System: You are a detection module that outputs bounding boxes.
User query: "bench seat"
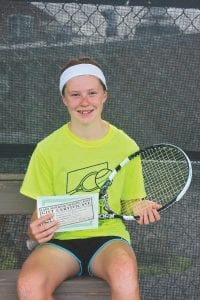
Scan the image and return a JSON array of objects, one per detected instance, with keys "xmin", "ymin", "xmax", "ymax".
[{"xmin": 0, "ymin": 270, "xmax": 110, "ymax": 300}]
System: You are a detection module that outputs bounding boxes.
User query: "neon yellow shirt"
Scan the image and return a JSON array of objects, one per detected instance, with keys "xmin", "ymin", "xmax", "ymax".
[{"xmin": 20, "ymin": 123, "xmax": 146, "ymax": 242}]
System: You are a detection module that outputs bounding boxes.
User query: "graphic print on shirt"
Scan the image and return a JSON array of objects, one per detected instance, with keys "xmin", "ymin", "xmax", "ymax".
[{"xmin": 66, "ymin": 162, "xmax": 112, "ymax": 195}]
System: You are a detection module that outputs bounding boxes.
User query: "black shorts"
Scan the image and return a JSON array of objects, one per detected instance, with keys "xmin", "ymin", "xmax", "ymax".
[{"xmin": 40, "ymin": 236, "xmax": 128, "ymax": 276}]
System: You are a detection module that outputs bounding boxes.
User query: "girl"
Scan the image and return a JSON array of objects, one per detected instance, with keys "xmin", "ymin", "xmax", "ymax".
[{"xmin": 17, "ymin": 57, "xmax": 161, "ymax": 300}]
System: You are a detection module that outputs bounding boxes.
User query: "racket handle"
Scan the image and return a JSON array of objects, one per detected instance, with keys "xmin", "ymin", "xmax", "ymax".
[
  {"xmin": 99, "ymin": 214, "xmax": 139, "ymax": 221},
  {"xmin": 26, "ymin": 239, "xmax": 38, "ymax": 251},
  {"xmin": 122, "ymin": 215, "xmax": 139, "ymax": 221}
]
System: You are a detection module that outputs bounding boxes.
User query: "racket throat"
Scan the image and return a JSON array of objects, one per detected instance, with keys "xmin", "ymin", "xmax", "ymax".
[
  {"xmin": 99, "ymin": 213, "xmax": 117, "ymax": 219},
  {"xmin": 100, "ymin": 194, "xmax": 113, "ymax": 214}
]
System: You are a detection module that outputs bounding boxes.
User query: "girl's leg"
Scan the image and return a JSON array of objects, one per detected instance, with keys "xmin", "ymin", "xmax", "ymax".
[
  {"xmin": 90, "ymin": 241, "xmax": 140, "ymax": 300},
  {"xmin": 17, "ymin": 244, "xmax": 80, "ymax": 300}
]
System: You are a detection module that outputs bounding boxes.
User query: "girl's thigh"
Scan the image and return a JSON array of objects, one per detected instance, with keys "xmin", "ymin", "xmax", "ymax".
[{"xmin": 18, "ymin": 244, "xmax": 80, "ymax": 291}]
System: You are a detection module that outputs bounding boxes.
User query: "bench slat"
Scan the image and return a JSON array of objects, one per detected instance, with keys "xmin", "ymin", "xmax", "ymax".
[
  {"xmin": 0, "ymin": 270, "xmax": 110, "ymax": 300},
  {"xmin": 0, "ymin": 179, "xmax": 35, "ymax": 214}
]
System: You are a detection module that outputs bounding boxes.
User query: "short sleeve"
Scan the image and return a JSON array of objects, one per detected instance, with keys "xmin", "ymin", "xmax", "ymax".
[{"xmin": 20, "ymin": 145, "xmax": 53, "ymax": 199}]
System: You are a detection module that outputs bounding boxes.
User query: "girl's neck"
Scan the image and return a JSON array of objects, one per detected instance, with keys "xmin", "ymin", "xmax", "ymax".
[{"xmin": 68, "ymin": 120, "xmax": 109, "ymax": 141}]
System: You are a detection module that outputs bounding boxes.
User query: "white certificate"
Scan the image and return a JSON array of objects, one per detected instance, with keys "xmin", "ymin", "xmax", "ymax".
[{"xmin": 37, "ymin": 193, "xmax": 99, "ymax": 232}]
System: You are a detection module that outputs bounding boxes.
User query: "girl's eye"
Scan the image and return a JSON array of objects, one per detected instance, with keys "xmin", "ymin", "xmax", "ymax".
[
  {"xmin": 71, "ymin": 93, "xmax": 79, "ymax": 97},
  {"xmin": 89, "ymin": 91, "xmax": 97, "ymax": 95}
]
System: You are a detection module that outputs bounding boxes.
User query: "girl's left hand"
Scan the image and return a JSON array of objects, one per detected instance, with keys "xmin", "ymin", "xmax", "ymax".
[{"xmin": 133, "ymin": 200, "xmax": 161, "ymax": 225}]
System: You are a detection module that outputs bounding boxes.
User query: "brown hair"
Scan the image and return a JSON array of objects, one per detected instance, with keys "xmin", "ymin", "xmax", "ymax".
[{"xmin": 60, "ymin": 57, "xmax": 106, "ymax": 96}]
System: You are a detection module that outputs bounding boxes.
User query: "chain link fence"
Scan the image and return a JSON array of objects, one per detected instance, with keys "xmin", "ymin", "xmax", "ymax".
[
  {"xmin": 1, "ymin": 2, "xmax": 200, "ymax": 44},
  {"xmin": 0, "ymin": 2, "xmax": 200, "ymax": 155}
]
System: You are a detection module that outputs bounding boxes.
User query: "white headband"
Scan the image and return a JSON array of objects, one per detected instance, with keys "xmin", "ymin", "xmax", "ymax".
[{"xmin": 59, "ymin": 63, "xmax": 107, "ymax": 95}]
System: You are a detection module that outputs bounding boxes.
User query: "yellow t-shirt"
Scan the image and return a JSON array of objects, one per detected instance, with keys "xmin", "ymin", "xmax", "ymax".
[{"xmin": 20, "ymin": 123, "xmax": 146, "ymax": 242}]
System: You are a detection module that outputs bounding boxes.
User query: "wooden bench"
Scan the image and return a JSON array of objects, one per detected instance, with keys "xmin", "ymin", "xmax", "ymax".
[{"xmin": 0, "ymin": 174, "xmax": 111, "ymax": 299}]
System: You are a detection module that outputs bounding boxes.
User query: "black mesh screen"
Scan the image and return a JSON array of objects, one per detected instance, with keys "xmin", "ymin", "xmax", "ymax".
[{"xmin": 0, "ymin": 1, "xmax": 199, "ymax": 299}]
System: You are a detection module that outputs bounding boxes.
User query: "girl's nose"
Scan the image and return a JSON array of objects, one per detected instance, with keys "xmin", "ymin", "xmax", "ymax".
[{"xmin": 80, "ymin": 94, "xmax": 89, "ymax": 105}]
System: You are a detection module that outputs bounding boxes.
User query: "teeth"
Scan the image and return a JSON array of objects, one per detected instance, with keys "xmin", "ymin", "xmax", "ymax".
[{"xmin": 79, "ymin": 110, "xmax": 91, "ymax": 114}]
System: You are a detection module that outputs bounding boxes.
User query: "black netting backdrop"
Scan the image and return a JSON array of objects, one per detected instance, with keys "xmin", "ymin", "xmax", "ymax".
[{"xmin": 0, "ymin": 1, "xmax": 199, "ymax": 299}]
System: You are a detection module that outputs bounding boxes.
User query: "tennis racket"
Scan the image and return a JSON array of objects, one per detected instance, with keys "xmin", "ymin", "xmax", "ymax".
[{"xmin": 99, "ymin": 143, "xmax": 192, "ymax": 221}]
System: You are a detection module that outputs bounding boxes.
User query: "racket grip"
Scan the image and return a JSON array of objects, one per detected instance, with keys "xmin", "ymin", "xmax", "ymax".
[
  {"xmin": 26, "ymin": 239, "xmax": 38, "ymax": 251},
  {"xmin": 123, "ymin": 215, "xmax": 139, "ymax": 221}
]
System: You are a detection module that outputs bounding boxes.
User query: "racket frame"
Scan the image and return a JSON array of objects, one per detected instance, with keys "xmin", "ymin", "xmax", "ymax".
[{"xmin": 99, "ymin": 143, "xmax": 192, "ymax": 221}]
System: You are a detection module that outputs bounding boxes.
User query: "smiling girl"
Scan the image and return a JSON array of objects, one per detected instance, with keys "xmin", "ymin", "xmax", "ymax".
[{"xmin": 17, "ymin": 57, "xmax": 160, "ymax": 300}]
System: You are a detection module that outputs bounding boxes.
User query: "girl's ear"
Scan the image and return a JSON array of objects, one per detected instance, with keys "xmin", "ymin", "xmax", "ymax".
[
  {"xmin": 62, "ymin": 96, "xmax": 68, "ymax": 107},
  {"xmin": 103, "ymin": 91, "xmax": 108, "ymax": 103}
]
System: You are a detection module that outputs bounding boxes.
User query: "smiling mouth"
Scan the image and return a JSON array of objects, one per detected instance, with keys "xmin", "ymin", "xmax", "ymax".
[{"xmin": 77, "ymin": 109, "xmax": 94, "ymax": 115}]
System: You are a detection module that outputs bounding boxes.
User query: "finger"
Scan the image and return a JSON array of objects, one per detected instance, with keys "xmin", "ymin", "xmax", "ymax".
[
  {"xmin": 30, "ymin": 216, "xmax": 59, "ymax": 241},
  {"xmin": 38, "ymin": 219, "xmax": 59, "ymax": 235},
  {"xmin": 137, "ymin": 208, "xmax": 160, "ymax": 225},
  {"xmin": 145, "ymin": 208, "xmax": 161, "ymax": 224},
  {"xmin": 39, "ymin": 217, "xmax": 58, "ymax": 230},
  {"xmin": 143, "ymin": 209, "xmax": 152, "ymax": 225},
  {"xmin": 29, "ymin": 214, "xmax": 54, "ymax": 232},
  {"xmin": 36, "ymin": 213, "xmax": 55, "ymax": 225},
  {"xmin": 37, "ymin": 232, "xmax": 56, "ymax": 243},
  {"xmin": 30, "ymin": 220, "xmax": 55, "ymax": 236},
  {"xmin": 152, "ymin": 203, "xmax": 162, "ymax": 210},
  {"xmin": 136, "ymin": 208, "xmax": 144, "ymax": 224},
  {"xmin": 137, "ymin": 210, "xmax": 148, "ymax": 225},
  {"xmin": 35, "ymin": 222, "xmax": 59, "ymax": 242},
  {"xmin": 148, "ymin": 208, "xmax": 160, "ymax": 223},
  {"xmin": 151, "ymin": 208, "xmax": 161, "ymax": 221}
]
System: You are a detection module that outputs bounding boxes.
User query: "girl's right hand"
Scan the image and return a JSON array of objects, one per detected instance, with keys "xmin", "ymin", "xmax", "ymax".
[{"xmin": 28, "ymin": 213, "xmax": 59, "ymax": 243}]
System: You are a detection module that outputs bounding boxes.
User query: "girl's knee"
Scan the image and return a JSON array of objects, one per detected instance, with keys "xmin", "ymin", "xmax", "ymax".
[
  {"xmin": 17, "ymin": 273, "xmax": 34, "ymax": 298},
  {"xmin": 108, "ymin": 261, "xmax": 140, "ymax": 299},
  {"xmin": 107, "ymin": 256, "xmax": 138, "ymax": 285},
  {"xmin": 17, "ymin": 270, "xmax": 50, "ymax": 299}
]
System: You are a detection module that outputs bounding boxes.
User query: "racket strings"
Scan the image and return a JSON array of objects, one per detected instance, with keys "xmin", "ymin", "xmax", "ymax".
[
  {"xmin": 142, "ymin": 148, "xmax": 188, "ymax": 204},
  {"xmin": 121, "ymin": 146, "xmax": 189, "ymax": 216}
]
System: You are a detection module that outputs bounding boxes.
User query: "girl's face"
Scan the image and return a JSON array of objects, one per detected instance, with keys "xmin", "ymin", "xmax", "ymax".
[{"xmin": 62, "ymin": 75, "xmax": 107, "ymax": 126}]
